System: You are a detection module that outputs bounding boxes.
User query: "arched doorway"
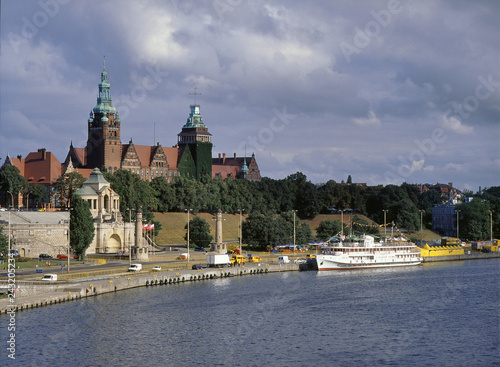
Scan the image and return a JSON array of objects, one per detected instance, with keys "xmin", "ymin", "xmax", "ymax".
[{"xmin": 107, "ymin": 234, "xmax": 122, "ymax": 253}]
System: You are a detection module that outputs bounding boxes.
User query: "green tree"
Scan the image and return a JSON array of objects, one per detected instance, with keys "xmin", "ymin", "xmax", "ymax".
[
  {"xmin": 242, "ymin": 213, "xmax": 273, "ymax": 250},
  {"xmin": 29, "ymin": 184, "xmax": 48, "ymax": 208},
  {"xmin": 347, "ymin": 175, "xmax": 352, "ymax": 184},
  {"xmin": 0, "ymin": 165, "xmax": 27, "ymax": 208},
  {"xmin": 0, "ymin": 225, "xmax": 8, "ymax": 258},
  {"xmin": 150, "ymin": 177, "xmax": 175, "ymax": 212},
  {"xmin": 70, "ymin": 195, "xmax": 95, "ymax": 260},
  {"xmin": 185, "ymin": 216, "xmax": 212, "ymax": 247},
  {"xmin": 296, "ymin": 222, "xmax": 314, "ymax": 245},
  {"xmin": 316, "ymin": 219, "xmax": 343, "ymax": 241},
  {"xmin": 55, "ymin": 172, "xmax": 85, "ymax": 208},
  {"xmin": 456, "ymin": 199, "xmax": 491, "ymax": 240},
  {"xmin": 106, "ymin": 169, "xmax": 153, "ymax": 219}
]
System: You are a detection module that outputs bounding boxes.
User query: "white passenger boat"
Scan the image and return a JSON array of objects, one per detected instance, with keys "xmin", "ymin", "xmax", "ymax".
[{"xmin": 315, "ymin": 235, "xmax": 422, "ymax": 271}]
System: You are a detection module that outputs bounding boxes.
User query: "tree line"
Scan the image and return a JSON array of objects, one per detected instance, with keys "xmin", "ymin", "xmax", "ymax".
[{"xmin": 1, "ymin": 164, "xmax": 499, "ymax": 247}]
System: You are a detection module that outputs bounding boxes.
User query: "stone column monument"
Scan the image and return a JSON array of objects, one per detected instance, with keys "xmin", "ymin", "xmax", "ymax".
[
  {"xmin": 132, "ymin": 207, "xmax": 149, "ymax": 261},
  {"xmin": 210, "ymin": 209, "xmax": 227, "ymax": 254}
]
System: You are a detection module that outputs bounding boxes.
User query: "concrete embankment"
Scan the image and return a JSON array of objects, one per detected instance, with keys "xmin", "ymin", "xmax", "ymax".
[
  {"xmin": 0, "ymin": 263, "xmax": 298, "ymax": 314},
  {"xmin": 422, "ymin": 252, "xmax": 500, "ymax": 262}
]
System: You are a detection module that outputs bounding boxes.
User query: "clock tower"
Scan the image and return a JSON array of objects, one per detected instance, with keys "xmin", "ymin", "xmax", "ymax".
[{"xmin": 86, "ymin": 61, "xmax": 122, "ymax": 173}]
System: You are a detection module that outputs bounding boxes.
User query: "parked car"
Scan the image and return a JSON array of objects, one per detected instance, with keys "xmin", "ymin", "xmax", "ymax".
[
  {"xmin": 56, "ymin": 254, "xmax": 78, "ymax": 259},
  {"xmin": 9, "ymin": 249, "xmax": 20, "ymax": 257},
  {"xmin": 39, "ymin": 254, "xmax": 52, "ymax": 260},
  {"xmin": 194, "ymin": 247, "xmax": 207, "ymax": 252},
  {"xmin": 151, "ymin": 266, "xmax": 161, "ymax": 272},
  {"xmin": 192, "ymin": 264, "xmax": 203, "ymax": 270}
]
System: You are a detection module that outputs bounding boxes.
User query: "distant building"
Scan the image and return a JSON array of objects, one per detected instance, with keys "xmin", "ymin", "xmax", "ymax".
[
  {"xmin": 432, "ymin": 204, "xmax": 457, "ymax": 237},
  {"xmin": 64, "ymin": 64, "xmax": 259, "ymax": 182},
  {"xmin": 0, "ymin": 211, "xmax": 69, "ymax": 258},
  {"xmin": 1, "ymin": 64, "xmax": 261, "ymax": 208},
  {"xmin": 417, "ymin": 182, "xmax": 461, "ymax": 202},
  {"xmin": 74, "ymin": 168, "xmax": 135, "ymax": 254}
]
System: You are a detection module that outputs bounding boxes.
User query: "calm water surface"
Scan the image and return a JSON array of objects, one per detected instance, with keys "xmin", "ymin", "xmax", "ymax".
[{"xmin": 1, "ymin": 259, "xmax": 499, "ymax": 366}]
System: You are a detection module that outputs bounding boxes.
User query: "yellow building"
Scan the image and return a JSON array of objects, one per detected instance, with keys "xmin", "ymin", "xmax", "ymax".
[{"xmin": 419, "ymin": 244, "xmax": 464, "ymax": 257}]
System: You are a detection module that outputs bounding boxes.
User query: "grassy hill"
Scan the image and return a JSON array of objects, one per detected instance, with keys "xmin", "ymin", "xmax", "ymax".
[{"xmin": 153, "ymin": 212, "xmax": 410, "ymax": 245}]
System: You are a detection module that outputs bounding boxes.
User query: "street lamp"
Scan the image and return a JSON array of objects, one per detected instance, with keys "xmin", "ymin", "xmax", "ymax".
[
  {"xmin": 8, "ymin": 209, "xmax": 11, "ymax": 259},
  {"xmin": 67, "ymin": 209, "xmax": 71, "ymax": 273},
  {"xmin": 292, "ymin": 210, "xmax": 297, "ymax": 253},
  {"xmin": 25, "ymin": 191, "xmax": 31, "ymax": 211},
  {"xmin": 490, "ymin": 211, "xmax": 493, "ymax": 242},
  {"xmin": 127, "ymin": 208, "xmax": 134, "ymax": 267},
  {"xmin": 340, "ymin": 209, "xmax": 344, "ymax": 239},
  {"xmin": 185, "ymin": 208, "xmax": 192, "ymax": 266},
  {"xmin": 7, "ymin": 191, "xmax": 14, "ymax": 209},
  {"xmin": 420, "ymin": 210, "xmax": 425, "ymax": 245},
  {"xmin": 382, "ymin": 210, "xmax": 388, "ymax": 241},
  {"xmin": 239, "ymin": 209, "xmax": 244, "ymax": 256}
]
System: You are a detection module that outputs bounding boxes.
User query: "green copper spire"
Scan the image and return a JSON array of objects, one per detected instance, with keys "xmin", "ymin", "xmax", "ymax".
[
  {"xmin": 182, "ymin": 105, "xmax": 207, "ymax": 129},
  {"xmin": 93, "ymin": 57, "xmax": 116, "ymax": 115}
]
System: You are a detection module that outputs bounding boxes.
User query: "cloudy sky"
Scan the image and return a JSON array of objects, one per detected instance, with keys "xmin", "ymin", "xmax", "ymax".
[{"xmin": 1, "ymin": 0, "xmax": 499, "ymax": 191}]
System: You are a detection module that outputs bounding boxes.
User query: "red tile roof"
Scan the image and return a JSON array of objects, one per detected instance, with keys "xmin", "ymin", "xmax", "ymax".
[{"xmin": 24, "ymin": 150, "xmax": 62, "ymax": 185}]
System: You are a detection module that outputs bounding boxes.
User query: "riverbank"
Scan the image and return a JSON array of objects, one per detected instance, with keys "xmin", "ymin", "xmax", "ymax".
[
  {"xmin": 0, "ymin": 263, "xmax": 298, "ymax": 314},
  {"xmin": 422, "ymin": 251, "xmax": 500, "ymax": 262},
  {"xmin": 2, "ymin": 251, "xmax": 499, "ymax": 315}
]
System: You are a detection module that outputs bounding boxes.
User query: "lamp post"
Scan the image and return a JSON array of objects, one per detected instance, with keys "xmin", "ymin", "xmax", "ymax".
[
  {"xmin": 382, "ymin": 210, "xmax": 388, "ymax": 241},
  {"xmin": 185, "ymin": 209, "xmax": 192, "ymax": 266},
  {"xmin": 67, "ymin": 209, "xmax": 71, "ymax": 273},
  {"xmin": 490, "ymin": 211, "xmax": 493, "ymax": 242},
  {"xmin": 340, "ymin": 209, "xmax": 344, "ymax": 239},
  {"xmin": 239, "ymin": 209, "xmax": 244, "ymax": 256},
  {"xmin": 25, "ymin": 192, "xmax": 31, "ymax": 211},
  {"xmin": 420, "ymin": 210, "xmax": 425, "ymax": 245},
  {"xmin": 7, "ymin": 191, "xmax": 14, "ymax": 209},
  {"xmin": 292, "ymin": 210, "xmax": 297, "ymax": 253},
  {"xmin": 8, "ymin": 209, "xmax": 11, "ymax": 260},
  {"xmin": 128, "ymin": 208, "xmax": 134, "ymax": 267}
]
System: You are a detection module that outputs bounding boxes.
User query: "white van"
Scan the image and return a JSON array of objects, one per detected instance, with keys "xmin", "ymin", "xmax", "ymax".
[
  {"xmin": 278, "ymin": 256, "xmax": 290, "ymax": 264},
  {"xmin": 42, "ymin": 274, "xmax": 58, "ymax": 281},
  {"xmin": 128, "ymin": 264, "xmax": 142, "ymax": 272}
]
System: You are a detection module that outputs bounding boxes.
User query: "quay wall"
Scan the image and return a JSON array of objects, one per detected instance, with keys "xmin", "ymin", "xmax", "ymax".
[
  {"xmin": 0, "ymin": 263, "xmax": 298, "ymax": 314},
  {"xmin": 422, "ymin": 252, "xmax": 500, "ymax": 262}
]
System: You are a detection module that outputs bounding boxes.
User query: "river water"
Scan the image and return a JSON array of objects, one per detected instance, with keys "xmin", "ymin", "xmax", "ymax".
[{"xmin": 1, "ymin": 259, "xmax": 499, "ymax": 366}]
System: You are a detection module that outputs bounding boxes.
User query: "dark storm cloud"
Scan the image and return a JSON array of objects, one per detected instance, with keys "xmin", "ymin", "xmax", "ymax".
[{"xmin": 1, "ymin": 0, "xmax": 498, "ymax": 191}]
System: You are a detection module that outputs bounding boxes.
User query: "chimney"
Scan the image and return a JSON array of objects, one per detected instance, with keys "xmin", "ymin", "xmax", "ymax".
[
  {"xmin": 222, "ymin": 153, "xmax": 226, "ymax": 163},
  {"xmin": 38, "ymin": 148, "xmax": 46, "ymax": 160},
  {"xmin": 17, "ymin": 155, "xmax": 22, "ymax": 160},
  {"xmin": 234, "ymin": 153, "xmax": 237, "ymax": 159}
]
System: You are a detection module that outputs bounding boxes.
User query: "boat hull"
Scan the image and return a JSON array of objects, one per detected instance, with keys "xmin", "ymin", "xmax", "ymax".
[{"xmin": 315, "ymin": 255, "xmax": 421, "ymax": 271}]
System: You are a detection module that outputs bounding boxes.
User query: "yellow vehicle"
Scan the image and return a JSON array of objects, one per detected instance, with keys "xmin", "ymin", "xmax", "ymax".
[
  {"xmin": 248, "ymin": 256, "xmax": 262, "ymax": 263},
  {"xmin": 231, "ymin": 255, "xmax": 246, "ymax": 265},
  {"xmin": 306, "ymin": 254, "xmax": 316, "ymax": 259}
]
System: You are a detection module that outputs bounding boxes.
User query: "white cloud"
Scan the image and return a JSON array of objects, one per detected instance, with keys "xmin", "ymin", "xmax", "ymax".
[
  {"xmin": 351, "ymin": 111, "xmax": 380, "ymax": 127},
  {"xmin": 442, "ymin": 115, "xmax": 474, "ymax": 135}
]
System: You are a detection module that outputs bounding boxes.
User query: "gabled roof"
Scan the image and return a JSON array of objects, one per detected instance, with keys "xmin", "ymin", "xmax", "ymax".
[
  {"xmin": 131, "ymin": 145, "xmax": 153, "ymax": 168},
  {"xmin": 5, "ymin": 155, "xmax": 25, "ymax": 176},
  {"xmin": 163, "ymin": 147, "xmax": 179, "ymax": 170}
]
